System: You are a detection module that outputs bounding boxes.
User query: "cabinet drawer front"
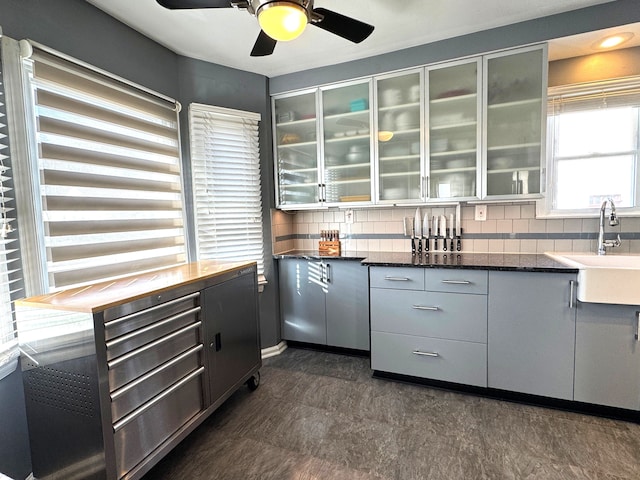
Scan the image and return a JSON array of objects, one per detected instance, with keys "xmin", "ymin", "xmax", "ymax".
[
  {"xmin": 424, "ymin": 269, "xmax": 488, "ymax": 294},
  {"xmin": 371, "ymin": 289, "xmax": 487, "ymax": 343},
  {"xmin": 371, "ymin": 332, "xmax": 487, "ymax": 387},
  {"xmin": 369, "ymin": 267, "xmax": 425, "ymax": 290}
]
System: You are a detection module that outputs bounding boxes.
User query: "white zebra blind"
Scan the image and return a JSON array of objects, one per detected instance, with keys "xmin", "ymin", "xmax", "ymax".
[
  {"xmin": 189, "ymin": 103, "xmax": 265, "ymax": 277},
  {"xmin": 0, "ymin": 35, "xmax": 21, "ymax": 378},
  {"xmin": 27, "ymin": 47, "xmax": 187, "ymax": 290}
]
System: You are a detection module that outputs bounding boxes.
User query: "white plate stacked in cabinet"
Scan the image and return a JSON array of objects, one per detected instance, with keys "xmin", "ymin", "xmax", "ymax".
[{"xmin": 369, "ymin": 267, "xmax": 488, "ymax": 387}]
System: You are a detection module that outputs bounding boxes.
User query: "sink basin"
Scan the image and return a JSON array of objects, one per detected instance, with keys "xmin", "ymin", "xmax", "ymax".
[{"xmin": 545, "ymin": 252, "xmax": 640, "ymax": 305}]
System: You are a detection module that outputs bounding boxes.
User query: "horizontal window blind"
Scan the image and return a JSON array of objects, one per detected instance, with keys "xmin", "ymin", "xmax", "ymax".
[
  {"xmin": 189, "ymin": 104, "xmax": 264, "ymax": 277},
  {"xmin": 549, "ymin": 77, "xmax": 640, "ymax": 114},
  {"xmin": 27, "ymin": 47, "xmax": 187, "ymax": 290},
  {"xmin": 0, "ymin": 35, "xmax": 22, "ymax": 378}
]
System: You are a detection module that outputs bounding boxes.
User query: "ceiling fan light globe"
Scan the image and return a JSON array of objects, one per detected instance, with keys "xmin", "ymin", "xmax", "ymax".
[{"xmin": 258, "ymin": 2, "xmax": 308, "ymax": 42}]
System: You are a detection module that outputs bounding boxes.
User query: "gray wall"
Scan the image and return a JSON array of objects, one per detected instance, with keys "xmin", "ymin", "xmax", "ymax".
[{"xmin": 270, "ymin": 0, "xmax": 640, "ymax": 94}]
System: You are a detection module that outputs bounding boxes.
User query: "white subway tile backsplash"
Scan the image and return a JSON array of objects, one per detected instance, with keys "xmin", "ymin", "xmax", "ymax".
[
  {"xmin": 503, "ymin": 239, "xmax": 521, "ymax": 253},
  {"xmin": 554, "ymin": 239, "xmax": 573, "ymax": 252},
  {"xmin": 563, "ymin": 219, "xmax": 582, "ymax": 233},
  {"xmin": 488, "ymin": 239, "xmax": 504, "ymax": 253},
  {"xmin": 488, "ymin": 205, "xmax": 505, "ymax": 220},
  {"xmin": 520, "ymin": 239, "xmax": 537, "ymax": 253},
  {"xmin": 546, "ymin": 219, "xmax": 564, "ymax": 233},
  {"xmin": 528, "ymin": 219, "xmax": 546, "ymax": 233},
  {"xmin": 520, "ymin": 204, "xmax": 536, "ymax": 219},
  {"xmin": 481, "ymin": 219, "xmax": 498, "ymax": 234},
  {"xmin": 512, "ymin": 219, "xmax": 529, "ymax": 234},
  {"xmin": 504, "ymin": 205, "xmax": 521, "ymax": 219},
  {"xmin": 536, "ymin": 240, "xmax": 555, "ymax": 253}
]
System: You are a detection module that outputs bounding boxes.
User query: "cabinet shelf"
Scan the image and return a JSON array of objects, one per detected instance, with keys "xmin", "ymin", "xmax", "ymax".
[
  {"xmin": 431, "ymin": 167, "xmax": 477, "ymax": 174},
  {"xmin": 325, "ymin": 162, "xmax": 370, "ymax": 170},
  {"xmin": 430, "ymin": 121, "xmax": 476, "ymax": 131},
  {"xmin": 380, "ymin": 171, "xmax": 420, "ymax": 178},
  {"xmin": 281, "ymin": 182, "xmax": 318, "ymax": 188},
  {"xmin": 487, "ymin": 166, "xmax": 540, "ymax": 174},
  {"xmin": 430, "ymin": 148, "xmax": 476, "ymax": 157},
  {"xmin": 488, "ymin": 98, "xmax": 541, "ymax": 109},
  {"xmin": 327, "ymin": 178, "xmax": 370, "ymax": 185},
  {"xmin": 379, "ymin": 154, "xmax": 420, "ymax": 162},
  {"xmin": 378, "ymin": 102, "xmax": 420, "ymax": 112},
  {"xmin": 325, "ymin": 134, "xmax": 369, "ymax": 144},
  {"xmin": 277, "ymin": 141, "xmax": 317, "ymax": 149},
  {"xmin": 430, "ymin": 93, "xmax": 477, "ymax": 104},
  {"xmin": 279, "ymin": 167, "xmax": 317, "ymax": 173},
  {"xmin": 487, "ymin": 142, "xmax": 540, "ymax": 152},
  {"xmin": 276, "ymin": 117, "xmax": 316, "ymax": 128}
]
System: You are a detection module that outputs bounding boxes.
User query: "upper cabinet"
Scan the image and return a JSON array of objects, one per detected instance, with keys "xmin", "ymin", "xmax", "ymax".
[
  {"xmin": 321, "ymin": 80, "xmax": 374, "ymax": 205},
  {"xmin": 272, "ymin": 44, "xmax": 547, "ymax": 209},
  {"xmin": 375, "ymin": 70, "xmax": 423, "ymax": 204},
  {"xmin": 426, "ymin": 59, "xmax": 482, "ymax": 201},
  {"xmin": 274, "ymin": 90, "xmax": 319, "ymax": 207},
  {"xmin": 483, "ymin": 45, "xmax": 547, "ymax": 198}
]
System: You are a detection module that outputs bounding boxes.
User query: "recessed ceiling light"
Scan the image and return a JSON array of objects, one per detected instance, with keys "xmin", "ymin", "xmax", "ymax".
[{"xmin": 594, "ymin": 32, "xmax": 634, "ymax": 50}]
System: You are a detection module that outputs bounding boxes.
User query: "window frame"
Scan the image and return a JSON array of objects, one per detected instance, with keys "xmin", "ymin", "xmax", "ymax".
[{"xmin": 538, "ymin": 77, "xmax": 640, "ymax": 218}]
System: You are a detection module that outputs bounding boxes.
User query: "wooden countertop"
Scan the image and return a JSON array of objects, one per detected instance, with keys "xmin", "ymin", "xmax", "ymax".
[{"xmin": 16, "ymin": 260, "xmax": 256, "ymax": 313}]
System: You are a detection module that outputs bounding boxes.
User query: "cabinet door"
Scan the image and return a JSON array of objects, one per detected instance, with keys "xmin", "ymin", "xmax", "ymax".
[
  {"xmin": 325, "ymin": 261, "xmax": 370, "ymax": 350},
  {"xmin": 427, "ymin": 58, "xmax": 481, "ymax": 200},
  {"xmin": 488, "ymin": 271, "xmax": 576, "ymax": 400},
  {"xmin": 575, "ymin": 303, "xmax": 640, "ymax": 410},
  {"xmin": 279, "ymin": 259, "xmax": 326, "ymax": 344},
  {"xmin": 375, "ymin": 70, "xmax": 423, "ymax": 203},
  {"xmin": 274, "ymin": 91, "xmax": 319, "ymax": 207},
  {"xmin": 483, "ymin": 45, "xmax": 547, "ymax": 198},
  {"xmin": 202, "ymin": 271, "xmax": 260, "ymax": 404},
  {"xmin": 321, "ymin": 80, "xmax": 373, "ymax": 205}
]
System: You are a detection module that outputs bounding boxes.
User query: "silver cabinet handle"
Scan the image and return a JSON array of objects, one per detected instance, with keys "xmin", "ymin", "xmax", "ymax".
[
  {"xmin": 325, "ymin": 263, "xmax": 331, "ymax": 283},
  {"xmin": 569, "ymin": 280, "xmax": 576, "ymax": 309},
  {"xmin": 412, "ymin": 305, "xmax": 439, "ymax": 311},
  {"xmin": 112, "ymin": 366, "xmax": 205, "ymax": 432},
  {"xmin": 384, "ymin": 276, "xmax": 410, "ymax": 281},
  {"xmin": 441, "ymin": 280, "xmax": 471, "ymax": 285},
  {"xmin": 104, "ymin": 292, "xmax": 200, "ymax": 328},
  {"xmin": 412, "ymin": 350, "xmax": 439, "ymax": 357},
  {"xmin": 635, "ymin": 311, "xmax": 639, "ymax": 342}
]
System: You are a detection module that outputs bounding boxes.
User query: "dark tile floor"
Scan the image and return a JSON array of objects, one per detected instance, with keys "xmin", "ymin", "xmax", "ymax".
[{"xmin": 143, "ymin": 347, "xmax": 640, "ymax": 480}]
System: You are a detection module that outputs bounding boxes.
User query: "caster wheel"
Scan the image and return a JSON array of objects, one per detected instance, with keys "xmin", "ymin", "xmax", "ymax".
[{"xmin": 247, "ymin": 372, "xmax": 260, "ymax": 391}]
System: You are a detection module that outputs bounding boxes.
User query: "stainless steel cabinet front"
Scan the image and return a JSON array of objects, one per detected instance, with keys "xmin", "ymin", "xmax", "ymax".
[{"xmin": 369, "ymin": 266, "xmax": 425, "ymax": 290}]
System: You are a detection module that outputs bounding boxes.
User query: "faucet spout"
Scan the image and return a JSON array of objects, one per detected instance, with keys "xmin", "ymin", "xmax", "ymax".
[{"xmin": 597, "ymin": 198, "xmax": 621, "ymax": 255}]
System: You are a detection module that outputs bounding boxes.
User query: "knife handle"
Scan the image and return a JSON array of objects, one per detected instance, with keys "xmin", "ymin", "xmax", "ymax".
[
  {"xmin": 443, "ymin": 233, "xmax": 447, "ymax": 251},
  {"xmin": 425, "ymin": 235, "xmax": 429, "ymax": 252},
  {"xmin": 457, "ymin": 237, "xmax": 461, "ymax": 252},
  {"xmin": 450, "ymin": 238, "xmax": 455, "ymax": 251},
  {"xmin": 411, "ymin": 238, "xmax": 416, "ymax": 255},
  {"xmin": 417, "ymin": 237, "xmax": 422, "ymax": 255},
  {"xmin": 434, "ymin": 237, "xmax": 438, "ymax": 251}
]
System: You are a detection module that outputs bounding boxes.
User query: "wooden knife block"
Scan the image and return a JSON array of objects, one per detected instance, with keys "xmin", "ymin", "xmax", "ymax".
[{"xmin": 318, "ymin": 241, "xmax": 341, "ymax": 256}]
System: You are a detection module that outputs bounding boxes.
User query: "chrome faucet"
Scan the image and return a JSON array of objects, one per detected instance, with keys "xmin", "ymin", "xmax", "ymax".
[{"xmin": 597, "ymin": 198, "xmax": 621, "ymax": 255}]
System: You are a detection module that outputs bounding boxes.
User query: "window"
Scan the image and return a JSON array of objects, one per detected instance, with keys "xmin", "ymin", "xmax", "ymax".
[
  {"xmin": 0, "ymin": 34, "xmax": 22, "ymax": 379},
  {"xmin": 543, "ymin": 78, "xmax": 640, "ymax": 216},
  {"xmin": 189, "ymin": 104, "xmax": 265, "ymax": 279},
  {"xmin": 22, "ymin": 44, "xmax": 187, "ymax": 291}
]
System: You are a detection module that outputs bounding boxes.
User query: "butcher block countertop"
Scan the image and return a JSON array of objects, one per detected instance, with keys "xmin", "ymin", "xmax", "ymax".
[{"xmin": 16, "ymin": 260, "xmax": 256, "ymax": 313}]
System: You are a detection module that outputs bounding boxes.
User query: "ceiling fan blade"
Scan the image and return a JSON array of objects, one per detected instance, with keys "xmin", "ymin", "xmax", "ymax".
[
  {"xmin": 156, "ymin": 0, "xmax": 232, "ymax": 9},
  {"xmin": 311, "ymin": 8, "xmax": 374, "ymax": 44},
  {"xmin": 251, "ymin": 30, "xmax": 277, "ymax": 57}
]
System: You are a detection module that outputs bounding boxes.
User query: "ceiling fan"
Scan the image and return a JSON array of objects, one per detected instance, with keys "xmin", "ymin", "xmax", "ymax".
[{"xmin": 155, "ymin": 0, "xmax": 375, "ymax": 57}]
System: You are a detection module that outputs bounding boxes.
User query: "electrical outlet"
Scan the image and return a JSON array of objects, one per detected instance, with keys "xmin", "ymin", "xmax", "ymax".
[
  {"xmin": 345, "ymin": 209, "xmax": 354, "ymax": 224},
  {"xmin": 475, "ymin": 205, "xmax": 487, "ymax": 221}
]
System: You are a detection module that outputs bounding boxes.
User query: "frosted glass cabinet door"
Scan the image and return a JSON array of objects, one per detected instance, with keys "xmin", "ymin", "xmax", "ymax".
[
  {"xmin": 375, "ymin": 70, "xmax": 422, "ymax": 203},
  {"xmin": 427, "ymin": 59, "xmax": 481, "ymax": 200},
  {"xmin": 484, "ymin": 45, "xmax": 547, "ymax": 197},
  {"xmin": 274, "ymin": 91, "xmax": 319, "ymax": 207},
  {"xmin": 321, "ymin": 80, "xmax": 373, "ymax": 204}
]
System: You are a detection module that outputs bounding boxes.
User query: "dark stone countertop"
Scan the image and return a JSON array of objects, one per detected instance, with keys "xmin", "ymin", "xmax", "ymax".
[{"xmin": 273, "ymin": 250, "xmax": 577, "ymax": 273}]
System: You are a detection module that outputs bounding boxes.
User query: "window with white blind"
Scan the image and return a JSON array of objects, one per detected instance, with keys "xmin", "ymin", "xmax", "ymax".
[
  {"xmin": 0, "ymin": 34, "xmax": 22, "ymax": 379},
  {"xmin": 541, "ymin": 77, "xmax": 640, "ymax": 216},
  {"xmin": 23, "ymin": 44, "xmax": 187, "ymax": 291},
  {"xmin": 189, "ymin": 103, "xmax": 265, "ymax": 278}
]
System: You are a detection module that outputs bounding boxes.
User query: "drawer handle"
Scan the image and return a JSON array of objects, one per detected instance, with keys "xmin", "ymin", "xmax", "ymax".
[
  {"xmin": 104, "ymin": 292, "xmax": 201, "ymax": 328},
  {"xmin": 110, "ymin": 344, "xmax": 204, "ymax": 400},
  {"xmin": 636, "ymin": 311, "xmax": 639, "ymax": 342},
  {"xmin": 412, "ymin": 350, "xmax": 439, "ymax": 358},
  {"xmin": 107, "ymin": 321, "xmax": 202, "ymax": 369},
  {"xmin": 106, "ymin": 307, "xmax": 201, "ymax": 348},
  {"xmin": 412, "ymin": 305, "xmax": 439, "ymax": 311},
  {"xmin": 441, "ymin": 280, "xmax": 471, "ymax": 285},
  {"xmin": 112, "ymin": 366, "xmax": 205, "ymax": 433},
  {"xmin": 384, "ymin": 276, "xmax": 410, "ymax": 281}
]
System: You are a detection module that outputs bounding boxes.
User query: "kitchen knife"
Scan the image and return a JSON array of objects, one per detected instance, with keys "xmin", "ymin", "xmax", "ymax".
[
  {"xmin": 407, "ymin": 217, "xmax": 416, "ymax": 255},
  {"xmin": 414, "ymin": 208, "xmax": 422, "ymax": 254},
  {"xmin": 423, "ymin": 212, "xmax": 430, "ymax": 252},
  {"xmin": 450, "ymin": 213, "xmax": 455, "ymax": 251},
  {"xmin": 441, "ymin": 215, "xmax": 447, "ymax": 251},
  {"xmin": 433, "ymin": 215, "xmax": 439, "ymax": 251},
  {"xmin": 456, "ymin": 203, "xmax": 461, "ymax": 252}
]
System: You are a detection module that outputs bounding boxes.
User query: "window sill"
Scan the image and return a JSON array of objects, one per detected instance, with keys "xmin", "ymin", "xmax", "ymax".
[{"xmin": 258, "ymin": 274, "xmax": 267, "ymax": 293}]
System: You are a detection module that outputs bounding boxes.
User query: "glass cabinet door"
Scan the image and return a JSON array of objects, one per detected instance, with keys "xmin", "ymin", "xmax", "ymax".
[
  {"xmin": 427, "ymin": 59, "xmax": 481, "ymax": 200},
  {"xmin": 321, "ymin": 81, "xmax": 373, "ymax": 204},
  {"xmin": 274, "ymin": 92, "xmax": 319, "ymax": 207},
  {"xmin": 376, "ymin": 71, "xmax": 422, "ymax": 203},
  {"xmin": 484, "ymin": 46, "xmax": 546, "ymax": 197}
]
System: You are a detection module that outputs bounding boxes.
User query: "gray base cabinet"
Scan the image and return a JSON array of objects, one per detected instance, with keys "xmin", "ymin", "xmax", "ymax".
[
  {"xmin": 488, "ymin": 271, "xmax": 577, "ymax": 400},
  {"xmin": 279, "ymin": 258, "xmax": 369, "ymax": 350},
  {"xmin": 574, "ymin": 302, "xmax": 640, "ymax": 410},
  {"xmin": 370, "ymin": 267, "xmax": 488, "ymax": 387}
]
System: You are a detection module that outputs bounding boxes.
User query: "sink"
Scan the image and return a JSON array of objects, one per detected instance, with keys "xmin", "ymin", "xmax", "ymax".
[{"xmin": 545, "ymin": 252, "xmax": 640, "ymax": 305}]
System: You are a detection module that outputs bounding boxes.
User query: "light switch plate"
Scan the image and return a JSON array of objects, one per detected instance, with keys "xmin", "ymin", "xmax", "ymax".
[{"xmin": 475, "ymin": 205, "xmax": 487, "ymax": 221}]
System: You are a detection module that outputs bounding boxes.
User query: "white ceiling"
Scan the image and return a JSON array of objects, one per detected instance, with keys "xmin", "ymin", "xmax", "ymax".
[{"xmin": 87, "ymin": 0, "xmax": 637, "ymax": 78}]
